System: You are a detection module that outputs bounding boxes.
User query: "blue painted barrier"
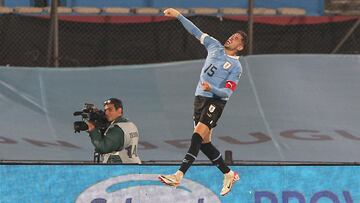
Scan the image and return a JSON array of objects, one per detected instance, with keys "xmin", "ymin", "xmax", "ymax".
[{"xmin": 1, "ymin": 164, "xmax": 359, "ymax": 202}]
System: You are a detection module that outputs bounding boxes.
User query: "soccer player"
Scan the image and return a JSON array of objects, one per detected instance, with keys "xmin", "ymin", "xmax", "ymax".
[{"xmin": 158, "ymin": 8, "xmax": 247, "ymax": 196}]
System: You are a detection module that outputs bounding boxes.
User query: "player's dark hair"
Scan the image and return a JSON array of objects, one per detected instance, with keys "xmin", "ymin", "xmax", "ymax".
[{"xmin": 236, "ymin": 30, "xmax": 248, "ymax": 50}]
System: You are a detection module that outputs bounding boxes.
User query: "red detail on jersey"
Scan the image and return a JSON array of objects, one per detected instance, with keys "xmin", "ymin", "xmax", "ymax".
[{"xmin": 225, "ymin": 80, "xmax": 237, "ymax": 91}]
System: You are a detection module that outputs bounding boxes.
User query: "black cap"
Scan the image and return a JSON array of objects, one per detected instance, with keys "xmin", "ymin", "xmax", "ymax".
[{"xmin": 103, "ymin": 98, "xmax": 123, "ymax": 109}]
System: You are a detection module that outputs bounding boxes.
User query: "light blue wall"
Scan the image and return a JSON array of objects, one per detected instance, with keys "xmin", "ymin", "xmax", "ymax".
[
  {"xmin": 0, "ymin": 55, "xmax": 360, "ymax": 162},
  {"xmin": 0, "ymin": 165, "xmax": 359, "ymax": 203}
]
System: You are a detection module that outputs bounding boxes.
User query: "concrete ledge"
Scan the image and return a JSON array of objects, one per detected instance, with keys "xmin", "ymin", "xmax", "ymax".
[
  {"xmin": 102, "ymin": 7, "xmax": 131, "ymax": 14},
  {"xmin": 14, "ymin": 7, "xmax": 43, "ymax": 14},
  {"xmin": 72, "ymin": 7, "xmax": 101, "ymax": 14},
  {"xmin": 43, "ymin": 7, "xmax": 72, "ymax": 14},
  {"xmin": 190, "ymin": 7, "xmax": 219, "ymax": 15},
  {"xmin": 253, "ymin": 7, "xmax": 277, "ymax": 15},
  {"xmin": 277, "ymin": 7, "xmax": 306, "ymax": 16},
  {"xmin": 133, "ymin": 7, "xmax": 160, "ymax": 15},
  {"xmin": 220, "ymin": 7, "xmax": 247, "ymax": 15},
  {"xmin": 0, "ymin": 7, "xmax": 13, "ymax": 14}
]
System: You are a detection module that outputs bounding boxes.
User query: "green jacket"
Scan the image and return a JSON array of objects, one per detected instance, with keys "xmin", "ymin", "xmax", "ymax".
[{"xmin": 89, "ymin": 117, "xmax": 126, "ymax": 155}]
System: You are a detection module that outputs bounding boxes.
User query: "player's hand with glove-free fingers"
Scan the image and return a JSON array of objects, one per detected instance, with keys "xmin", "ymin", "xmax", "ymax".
[
  {"xmin": 163, "ymin": 8, "xmax": 180, "ymax": 18},
  {"xmin": 201, "ymin": 81, "xmax": 212, "ymax": 91}
]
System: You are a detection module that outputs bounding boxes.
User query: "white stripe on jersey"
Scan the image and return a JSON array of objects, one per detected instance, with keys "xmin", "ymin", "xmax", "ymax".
[{"xmin": 200, "ymin": 33, "xmax": 209, "ymax": 45}]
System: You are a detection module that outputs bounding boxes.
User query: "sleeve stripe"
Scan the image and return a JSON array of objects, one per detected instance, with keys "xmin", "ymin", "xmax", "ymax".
[{"xmin": 200, "ymin": 33, "xmax": 208, "ymax": 45}]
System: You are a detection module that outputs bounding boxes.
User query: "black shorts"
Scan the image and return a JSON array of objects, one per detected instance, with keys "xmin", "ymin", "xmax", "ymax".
[{"xmin": 193, "ymin": 96, "xmax": 227, "ymax": 129}]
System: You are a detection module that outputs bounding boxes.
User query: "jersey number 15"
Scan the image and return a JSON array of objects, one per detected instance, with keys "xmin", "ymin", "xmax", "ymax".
[{"xmin": 204, "ymin": 64, "xmax": 217, "ymax": 77}]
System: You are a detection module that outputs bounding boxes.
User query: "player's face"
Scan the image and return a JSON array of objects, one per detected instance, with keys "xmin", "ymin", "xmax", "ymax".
[
  {"xmin": 104, "ymin": 103, "xmax": 122, "ymax": 122},
  {"xmin": 224, "ymin": 33, "xmax": 244, "ymax": 51}
]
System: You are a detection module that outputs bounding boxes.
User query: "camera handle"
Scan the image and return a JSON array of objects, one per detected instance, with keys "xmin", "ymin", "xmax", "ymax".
[{"xmin": 93, "ymin": 151, "xmax": 101, "ymax": 163}]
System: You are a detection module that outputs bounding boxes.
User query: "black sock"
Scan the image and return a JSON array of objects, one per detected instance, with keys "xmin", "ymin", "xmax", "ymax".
[
  {"xmin": 201, "ymin": 142, "xmax": 230, "ymax": 174},
  {"xmin": 179, "ymin": 133, "xmax": 203, "ymax": 174}
]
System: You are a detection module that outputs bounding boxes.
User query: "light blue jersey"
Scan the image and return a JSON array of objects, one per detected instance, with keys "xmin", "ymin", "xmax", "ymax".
[{"xmin": 177, "ymin": 15, "xmax": 242, "ymax": 101}]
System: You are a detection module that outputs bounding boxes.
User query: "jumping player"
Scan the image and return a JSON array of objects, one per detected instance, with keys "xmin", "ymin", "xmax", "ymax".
[{"xmin": 159, "ymin": 8, "xmax": 247, "ymax": 196}]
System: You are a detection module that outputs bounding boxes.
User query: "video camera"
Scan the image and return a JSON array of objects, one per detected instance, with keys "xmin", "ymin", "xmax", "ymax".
[{"xmin": 73, "ymin": 103, "xmax": 109, "ymax": 133}]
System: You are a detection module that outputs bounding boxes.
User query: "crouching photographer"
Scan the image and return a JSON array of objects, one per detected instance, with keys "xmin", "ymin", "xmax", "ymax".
[{"xmin": 74, "ymin": 98, "xmax": 141, "ymax": 164}]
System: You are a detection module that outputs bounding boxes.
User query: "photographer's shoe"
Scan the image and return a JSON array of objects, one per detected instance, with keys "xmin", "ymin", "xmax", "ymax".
[
  {"xmin": 158, "ymin": 171, "xmax": 183, "ymax": 187},
  {"xmin": 220, "ymin": 171, "xmax": 240, "ymax": 196}
]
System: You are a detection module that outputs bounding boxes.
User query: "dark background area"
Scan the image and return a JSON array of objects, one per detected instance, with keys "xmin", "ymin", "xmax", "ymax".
[{"xmin": 0, "ymin": 14, "xmax": 359, "ymax": 67}]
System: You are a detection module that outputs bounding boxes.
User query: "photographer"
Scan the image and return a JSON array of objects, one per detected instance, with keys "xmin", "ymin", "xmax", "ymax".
[{"xmin": 86, "ymin": 98, "xmax": 141, "ymax": 164}]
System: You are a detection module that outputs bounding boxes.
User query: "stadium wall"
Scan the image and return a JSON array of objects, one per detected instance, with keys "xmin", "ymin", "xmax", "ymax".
[
  {"xmin": 0, "ymin": 164, "xmax": 359, "ymax": 202},
  {"xmin": 1, "ymin": 55, "xmax": 360, "ymax": 163}
]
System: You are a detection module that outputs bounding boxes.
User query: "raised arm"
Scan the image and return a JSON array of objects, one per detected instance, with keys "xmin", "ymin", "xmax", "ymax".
[{"xmin": 164, "ymin": 8, "xmax": 204, "ymax": 40}]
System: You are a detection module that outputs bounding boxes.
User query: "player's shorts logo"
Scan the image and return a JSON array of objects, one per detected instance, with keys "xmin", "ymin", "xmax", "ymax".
[{"xmin": 209, "ymin": 105, "xmax": 216, "ymax": 113}]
